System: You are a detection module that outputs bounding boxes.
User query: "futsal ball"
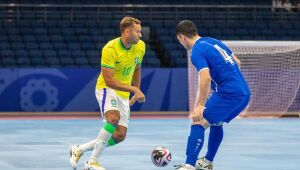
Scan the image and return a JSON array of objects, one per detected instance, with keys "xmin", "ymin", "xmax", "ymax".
[{"xmin": 151, "ymin": 147, "xmax": 171, "ymax": 167}]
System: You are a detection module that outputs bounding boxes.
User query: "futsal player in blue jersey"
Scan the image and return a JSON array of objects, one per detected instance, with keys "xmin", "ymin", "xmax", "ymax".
[{"xmin": 175, "ymin": 20, "xmax": 251, "ymax": 170}]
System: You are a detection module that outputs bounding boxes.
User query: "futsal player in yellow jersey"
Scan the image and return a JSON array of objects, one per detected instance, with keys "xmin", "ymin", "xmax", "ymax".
[{"xmin": 69, "ymin": 17, "xmax": 146, "ymax": 170}]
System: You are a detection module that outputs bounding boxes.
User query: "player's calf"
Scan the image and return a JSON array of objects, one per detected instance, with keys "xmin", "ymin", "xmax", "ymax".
[
  {"xmin": 112, "ymin": 133, "xmax": 126, "ymax": 143},
  {"xmin": 111, "ymin": 125, "xmax": 127, "ymax": 143}
]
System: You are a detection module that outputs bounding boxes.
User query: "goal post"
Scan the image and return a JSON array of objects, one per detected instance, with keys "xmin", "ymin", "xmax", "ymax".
[{"xmin": 188, "ymin": 41, "xmax": 300, "ymax": 117}]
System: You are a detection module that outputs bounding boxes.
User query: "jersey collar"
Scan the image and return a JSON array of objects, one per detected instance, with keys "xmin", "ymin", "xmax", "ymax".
[
  {"xmin": 118, "ymin": 38, "xmax": 131, "ymax": 51},
  {"xmin": 195, "ymin": 37, "xmax": 202, "ymax": 42}
]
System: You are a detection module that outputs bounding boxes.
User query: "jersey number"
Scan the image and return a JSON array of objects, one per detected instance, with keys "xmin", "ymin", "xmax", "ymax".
[
  {"xmin": 214, "ymin": 45, "xmax": 235, "ymax": 65},
  {"xmin": 122, "ymin": 67, "xmax": 132, "ymax": 76}
]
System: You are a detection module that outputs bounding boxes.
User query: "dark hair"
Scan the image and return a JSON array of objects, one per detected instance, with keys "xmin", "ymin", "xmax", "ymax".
[{"xmin": 175, "ymin": 20, "xmax": 198, "ymax": 38}]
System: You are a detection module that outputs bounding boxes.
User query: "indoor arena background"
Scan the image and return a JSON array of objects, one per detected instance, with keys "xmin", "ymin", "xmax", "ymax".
[{"xmin": 0, "ymin": 1, "xmax": 299, "ymax": 170}]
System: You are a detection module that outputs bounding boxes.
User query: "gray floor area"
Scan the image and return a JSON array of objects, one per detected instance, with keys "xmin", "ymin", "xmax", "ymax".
[{"xmin": 0, "ymin": 118, "xmax": 299, "ymax": 170}]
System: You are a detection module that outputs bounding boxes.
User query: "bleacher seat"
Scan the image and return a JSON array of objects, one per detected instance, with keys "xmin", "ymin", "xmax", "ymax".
[
  {"xmin": 30, "ymin": 50, "xmax": 43, "ymax": 58},
  {"xmin": 72, "ymin": 50, "xmax": 85, "ymax": 58},
  {"xmin": 35, "ymin": 28, "xmax": 47, "ymax": 35},
  {"xmin": 75, "ymin": 57, "xmax": 89, "ymax": 65},
  {"xmin": 11, "ymin": 43, "xmax": 25, "ymax": 50},
  {"xmin": 31, "ymin": 57, "xmax": 46, "ymax": 65},
  {"xmin": 175, "ymin": 58, "xmax": 187, "ymax": 67},
  {"xmin": 26, "ymin": 43, "xmax": 39, "ymax": 50},
  {"xmin": 9, "ymin": 35, "xmax": 22, "ymax": 42},
  {"xmin": 46, "ymin": 57, "xmax": 60, "ymax": 65},
  {"xmin": 86, "ymin": 50, "xmax": 99, "ymax": 58},
  {"xmin": 0, "ymin": 35, "xmax": 8, "ymax": 42},
  {"xmin": 44, "ymin": 50, "xmax": 57, "ymax": 58},
  {"xmin": 60, "ymin": 57, "xmax": 74, "ymax": 65},
  {"xmin": 143, "ymin": 57, "xmax": 160, "ymax": 67},
  {"xmin": 53, "ymin": 43, "xmax": 67, "ymax": 50},
  {"xmin": 2, "ymin": 57, "xmax": 16, "ymax": 66},
  {"xmin": 0, "ymin": 1, "xmax": 299, "ymax": 68},
  {"xmin": 15, "ymin": 50, "xmax": 29, "ymax": 58},
  {"xmin": 48, "ymin": 28, "xmax": 61, "ymax": 35},
  {"xmin": 88, "ymin": 56, "xmax": 100, "ymax": 66},
  {"xmin": 58, "ymin": 50, "xmax": 71, "ymax": 58},
  {"xmin": 23, "ymin": 35, "xmax": 36, "ymax": 42},
  {"xmin": 40, "ymin": 43, "xmax": 53, "ymax": 50},
  {"xmin": 64, "ymin": 35, "xmax": 77, "ymax": 42},
  {"xmin": 1, "ymin": 50, "xmax": 14, "ymax": 58},
  {"xmin": 0, "ymin": 43, "xmax": 10, "ymax": 50},
  {"xmin": 36, "ymin": 35, "xmax": 50, "ymax": 42},
  {"xmin": 81, "ymin": 42, "xmax": 94, "ymax": 50},
  {"xmin": 17, "ymin": 57, "xmax": 31, "ymax": 65},
  {"xmin": 51, "ymin": 35, "xmax": 64, "ymax": 42},
  {"xmin": 68, "ymin": 43, "xmax": 81, "ymax": 50}
]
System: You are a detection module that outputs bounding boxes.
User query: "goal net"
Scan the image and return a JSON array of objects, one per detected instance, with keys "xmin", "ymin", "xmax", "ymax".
[{"xmin": 188, "ymin": 41, "xmax": 300, "ymax": 117}]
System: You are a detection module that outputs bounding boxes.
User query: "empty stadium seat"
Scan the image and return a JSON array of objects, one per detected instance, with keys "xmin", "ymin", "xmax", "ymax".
[{"xmin": 0, "ymin": 2, "xmax": 299, "ymax": 68}]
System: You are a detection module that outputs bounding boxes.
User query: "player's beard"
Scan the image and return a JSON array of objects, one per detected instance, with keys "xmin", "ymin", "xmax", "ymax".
[
  {"xmin": 128, "ymin": 31, "xmax": 139, "ymax": 44},
  {"xmin": 131, "ymin": 36, "xmax": 139, "ymax": 44}
]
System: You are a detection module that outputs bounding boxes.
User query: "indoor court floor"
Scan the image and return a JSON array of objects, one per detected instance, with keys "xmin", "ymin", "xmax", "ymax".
[{"xmin": 0, "ymin": 117, "xmax": 299, "ymax": 170}]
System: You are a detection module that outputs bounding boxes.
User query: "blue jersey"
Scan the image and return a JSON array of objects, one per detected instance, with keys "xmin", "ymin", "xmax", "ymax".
[{"xmin": 191, "ymin": 37, "xmax": 250, "ymax": 96}]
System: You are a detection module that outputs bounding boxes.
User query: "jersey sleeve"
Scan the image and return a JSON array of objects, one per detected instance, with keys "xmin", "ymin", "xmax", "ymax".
[
  {"xmin": 101, "ymin": 46, "xmax": 115, "ymax": 69},
  {"xmin": 191, "ymin": 48, "xmax": 208, "ymax": 72},
  {"xmin": 137, "ymin": 40, "xmax": 146, "ymax": 64}
]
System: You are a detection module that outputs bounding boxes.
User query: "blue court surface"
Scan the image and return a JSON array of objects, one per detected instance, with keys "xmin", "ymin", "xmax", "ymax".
[{"xmin": 0, "ymin": 118, "xmax": 299, "ymax": 170}]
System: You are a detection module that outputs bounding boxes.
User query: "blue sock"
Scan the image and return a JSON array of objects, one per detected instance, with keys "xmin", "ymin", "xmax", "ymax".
[
  {"xmin": 185, "ymin": 125, "xmax": 205, "ymax": 166},
  {"xmin": 205, "ymin": 126, "xmax": 224, "ymax": 161}
]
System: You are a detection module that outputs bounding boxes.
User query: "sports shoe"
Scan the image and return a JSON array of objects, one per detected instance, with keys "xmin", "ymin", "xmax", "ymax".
[
  {"xmin": 83, "ymin": 160, "xmax": 106, "ymax": 170},
  {"xmin": 174, "ymin": 164, "xmax": 195, "ymax": 170},
  {"xmin": 195, "ymin": 157, "xmax": 213, "ymax": 170},
  {"xmin": 69, "ymin": 145, "xmax": 83, "ymax": 170}
]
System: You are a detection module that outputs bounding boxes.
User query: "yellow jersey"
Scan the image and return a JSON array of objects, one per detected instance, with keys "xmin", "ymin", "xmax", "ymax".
[{"xmin": 96, "ymin": 37, "xmax": 146, "ymax": 99}]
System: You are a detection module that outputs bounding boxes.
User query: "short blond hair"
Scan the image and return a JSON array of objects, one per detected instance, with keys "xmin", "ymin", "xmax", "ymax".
[{"xmin": 120, "ymin": 17, "xmax": 141, "ymax": 33}]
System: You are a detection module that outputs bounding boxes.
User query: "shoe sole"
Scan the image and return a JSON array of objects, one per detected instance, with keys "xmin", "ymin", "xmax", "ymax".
[
  {"xmin": 83, "ymin": 163, "xmax": 90, "ymax": 170},
  {"xmin": 69, "ymin": 146, "xmax": 77, "ymax": 170},
  {"xmin": 196, "ymin": 168, "xmax": 212, "ymax": 170}
]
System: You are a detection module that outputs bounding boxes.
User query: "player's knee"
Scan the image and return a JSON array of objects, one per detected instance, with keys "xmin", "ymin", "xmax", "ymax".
[
  {"xmin": 200, "ymin": 123, "xmax": 210, "ymax": 129},
  {"xmin": 210, "ymin": 125, "xmax": 223, "ymax": 132},
  {"xmin": 192, "ymin": 118, "xmax": 210, "ymax": 129},
  {"xmin": 105, "ymin": 110, "xmax": 120, "ymax": 126}
]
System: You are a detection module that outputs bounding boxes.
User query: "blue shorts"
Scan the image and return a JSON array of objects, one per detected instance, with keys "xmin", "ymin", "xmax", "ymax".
[{"xmin": 203, "ymin": 93, "xmax": 250, "ymax": 125}]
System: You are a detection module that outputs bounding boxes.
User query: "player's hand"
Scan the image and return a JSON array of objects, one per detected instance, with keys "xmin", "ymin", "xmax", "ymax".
[
  {"xmin": 191, "ymin": 105, "xmax": 205, "ymax": 124},
  {"xmin": 129, "ymin": 96, "xmax": 137, "ymax": 106},
  {"xmin": 133, "ymin": 87, "xmax": 146, "ymax": 103}
]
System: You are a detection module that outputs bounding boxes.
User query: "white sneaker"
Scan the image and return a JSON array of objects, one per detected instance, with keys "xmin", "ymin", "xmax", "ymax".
[
  {"xmin": 175, "ymin": 164, "xmax": 195, "ymax": 170},
  {"xmin": 83, "ymin": 161, "xmax": 106, "ymax": 170},
  {"xmin": 195, "ymin": 157, "xmax": 213, "ymax": 170},
  {"xmin": 69, "ymin": 145, "xmax": 83, "ymax": 170}
]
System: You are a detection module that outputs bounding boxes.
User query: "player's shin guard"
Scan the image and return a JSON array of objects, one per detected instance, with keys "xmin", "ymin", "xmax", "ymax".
[
  {"xmin": 90, "ymin": 122, "xmax": 116, "ymax": 162},
  {"xmin": 205, "ymin": 126, "xmax": 223, "ymax": 161},
  {"xmin": 185, "ymin": 125, "xmax": 205, "ymax": 166}
]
